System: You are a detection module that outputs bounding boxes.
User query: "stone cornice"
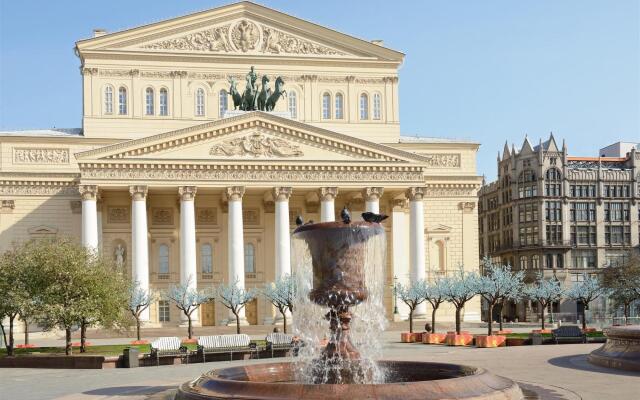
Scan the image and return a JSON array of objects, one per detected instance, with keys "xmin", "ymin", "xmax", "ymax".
[{"xmin": 0, "ymin": 179, "xmax": 79, "ymax": 196}]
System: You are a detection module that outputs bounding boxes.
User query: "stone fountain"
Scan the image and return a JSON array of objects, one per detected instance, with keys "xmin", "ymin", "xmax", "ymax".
[{"xmin": 176, "ymin": 219, "xmax": 524, "ymax": 399}]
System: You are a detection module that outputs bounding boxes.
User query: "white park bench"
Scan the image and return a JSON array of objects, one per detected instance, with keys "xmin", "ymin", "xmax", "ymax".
[
  {"xmin": 197, "ymin": 334, "xmax": 252, "ymax": 362},
  {"xmin": 149, "ymin": 336, "xmax": 187, "ymax": 366},
  {"xmin": 265, "ymin": 332, "xmax": 295, "ymax": 357}
]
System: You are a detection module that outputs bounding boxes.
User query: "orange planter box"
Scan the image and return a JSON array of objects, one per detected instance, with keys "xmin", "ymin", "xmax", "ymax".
[
  {"xmin": 16, "ymin": 344, "xmax": 37, "ymax": 349},
  {"xmin": 531, "ymin": 329, "xmax": 552, "ymax": 334},
  {"xmin": 582, "ymin": 328, "xmax": 597, "ymax": 333},
  {"xmin": 422, "ymin": 333, "xmax": 447, "ymax": 344},
  {"xmin": 475, "ymin": 335, "xmax": 507, "ymax": 348},
  {"xmin": 131, "ymin": 340, "xmax": 149, "ymax": 345},
  {"xmin": 71, "ymin": 342, "xmax": 92, "ymax": 347},
  {"xmin": 496, "ymin": 329, "xmax": 512, "ymax": 334},
  {"xmin": 182, "ymin": 338, "xmax": 198, "ymax": 344},
  {"xmin": 445, "ymin": 333, "xmax": 473, "ymax": 346},
  {"xmin": 401, "ymin": 332, "xmax": 424, "ymax": 343}
]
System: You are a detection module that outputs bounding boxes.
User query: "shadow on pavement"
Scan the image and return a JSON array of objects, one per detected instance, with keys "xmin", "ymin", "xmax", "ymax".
[
  {"xmin": 83, "ymin": 385, "xmax": 176, "ymax": 396},
  {"xmin": 547, "ymin": 354, "xmax": 640, "ymax": 376}
]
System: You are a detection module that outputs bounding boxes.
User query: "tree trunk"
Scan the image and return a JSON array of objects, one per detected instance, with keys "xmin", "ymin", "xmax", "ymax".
[
  {"xmin": 282, "ymin": 311, "xmax": 287, "ymax": 334},
  {"xmin": 80, "ymin": 320, "xmax": 87, "ymax": 353},
  {"xmin": 65, "ymin": 327, "xmax": 72, "ymax": 356},
  {"xmin": 431, "ymin": 306, "xmax": 437, "ymax": 334},
  {"xmin": 455, "ymin": 307, "xmax": 461, "ymax": 334},
  {"xmin": 581, "ymin": 306, "xmax": 587, "ymax": 330},
  {"xmin": 498, "ymin": 302, "xmax": 504, "ymax": 331},
  {"xmin": 624, "ymin": 303, "xmax": 630, "ymax": 320},
  {"xmin": 540, "ymin": 303, "xmax": 545, "ymax": 330},
  {"xmin": 7, "ymin": 315, "xmax": 15, "ymax": 357},
  {"xmin": 136, "ymin": 317, "xmax": 141, "ymax": 341},
  {"xmin": 487, "ymin": 303, "xmax": 494, "ymax": 336},
  {"xmin": 408, "ymin": 308, "xmax": 414, "ymax": 333},
  {"xmin": 188, "ymin": 314, "xmax": 193, "ymax": 339},
  {"xmin": 235, "ymin": 312, "xmax": 241, "ymax": 334},
  {"xmin": 23, "ymin": 319, "xmax": 29, "ymax": 345}
]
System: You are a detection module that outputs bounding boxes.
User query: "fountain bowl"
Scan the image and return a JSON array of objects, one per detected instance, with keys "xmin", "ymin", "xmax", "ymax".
[{"xmin": 175, "ymin": 360, "xmax": 523, "ymax": 399}]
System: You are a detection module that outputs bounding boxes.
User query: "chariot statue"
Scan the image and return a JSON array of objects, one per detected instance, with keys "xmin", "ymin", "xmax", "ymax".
[{"xmin": 227, "ymin": 66, "xmax": 287, "ymax": 112}]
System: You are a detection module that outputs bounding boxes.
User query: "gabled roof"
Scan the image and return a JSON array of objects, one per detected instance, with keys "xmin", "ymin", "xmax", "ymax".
[
  {"xmin": 75, "ymin": 1, "xmax": 404, "ymax": 62},
  {"xmin": 520, "ymin": 136, "xmax": 534, "ymax": 155},
  {"xmin": 75, "ymin": 111, "xmax": 428, "ymax": 164}
]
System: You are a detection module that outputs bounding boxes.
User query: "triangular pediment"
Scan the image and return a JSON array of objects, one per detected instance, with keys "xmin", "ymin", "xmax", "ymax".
[
  {"xmin": 76, "ymin": 2, "xmax": 403, "ymax": 61},
  {"xmin": 75, "ymin": 112, "xmax": 428, "ymax": 165},
  {"xmin": 426, "ymin": 224, "xmax": 453, "ymax": 234}
]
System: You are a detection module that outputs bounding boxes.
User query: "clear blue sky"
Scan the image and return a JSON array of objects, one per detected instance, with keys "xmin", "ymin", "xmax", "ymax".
[{"xmin": 1, "ymin": 0, "xmax": 638, "ymax": 179}]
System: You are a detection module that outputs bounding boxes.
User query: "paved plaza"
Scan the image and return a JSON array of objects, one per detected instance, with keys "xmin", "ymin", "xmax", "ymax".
[{"xmin": 1, "ymin": 331, "xmax": 638, "ymax": 400}]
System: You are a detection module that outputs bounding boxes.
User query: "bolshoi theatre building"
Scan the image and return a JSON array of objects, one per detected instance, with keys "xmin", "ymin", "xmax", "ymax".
[{"xmin": 0, "ymin": 2, "xmax": 482, "ymax": 327}]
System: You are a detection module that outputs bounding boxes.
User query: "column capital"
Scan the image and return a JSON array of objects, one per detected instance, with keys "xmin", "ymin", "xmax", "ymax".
[
  {"xmin": 225, "ymin": 186, "xmax": 245, "ymax": 202},
  {"xmin": 362, "ymin": 187, "xmax": 384, "ymax": 202},
  {"xmin": 178, "ymin": 186, "xmax": 197, "ymax": 201},
  {"xmin": 318, "ymin": 187, "xmax": 338, "ymax": 202},
  {"xmin": 129, "ymin": 185, "xmax": 148, "ymax": 201},
  {"xmin": 78, "ymin": 185, "xmax": 98, "ymax": 201},
  {"xmin": 405, "ymin": 187, "xmax": 426, "ymax": 201},
  {"xmin": 273, "ymin": 187, "xmax": 293, "ymax": 202}
]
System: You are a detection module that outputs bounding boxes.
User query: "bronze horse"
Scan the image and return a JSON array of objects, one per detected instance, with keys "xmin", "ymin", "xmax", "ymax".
[
  {"xmin": 265, "ymin": 76, "xmax": 286, "ymax": 111},
  {"xmin": 227, "ymin": 78, "xmax": 242, "ymax": 110},
  {"xmin": 257, "ymin": 75, "xmax": 270, "ymax": 111}
]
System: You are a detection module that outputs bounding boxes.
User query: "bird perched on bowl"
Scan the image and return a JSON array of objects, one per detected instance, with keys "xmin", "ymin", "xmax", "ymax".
[
  {"xmin": 340, "ymin": 207, "xmax": 351, "ymax": 224},
  {"xmin": 361, "ymin": 212, "xmax": 388, "ymax": 223},
  {"xmin": 295, "ymin": 215, "xmax": 304, "ymax": 226}
]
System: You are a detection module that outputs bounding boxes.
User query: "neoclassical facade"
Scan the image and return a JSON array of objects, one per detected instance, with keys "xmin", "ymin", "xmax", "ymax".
[{"xmin": 0, "ymin": 2, "xmax": 482, "ymax": 327}]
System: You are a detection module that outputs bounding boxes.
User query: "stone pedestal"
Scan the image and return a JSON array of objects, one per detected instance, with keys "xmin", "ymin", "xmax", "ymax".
[{"xmin": 588, "ymin": 325, "xmax": 640, "ymax": 371}]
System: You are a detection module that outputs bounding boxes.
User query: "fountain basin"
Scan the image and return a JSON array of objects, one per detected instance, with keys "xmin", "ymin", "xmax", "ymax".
[
  {"xmin": 588, "ymin": 325, "xmax": 640, "ymax": 371},
  {"xmin": 175, "ymin": 361, "xmax": 524, "ymax": 399}
]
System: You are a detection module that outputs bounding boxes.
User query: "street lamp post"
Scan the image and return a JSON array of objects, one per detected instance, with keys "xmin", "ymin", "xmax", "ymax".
[{"xmin": 393, "ymin": 275, "xmax": 399, "ymax": 315}]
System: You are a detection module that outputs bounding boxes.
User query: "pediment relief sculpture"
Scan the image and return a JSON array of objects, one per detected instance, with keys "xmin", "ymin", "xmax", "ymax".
[
  {"xmin": 209, "ymin": 133, "xmax": 303, "ymax": 158},
  {"xmin": 141, "ymin": 19, "xmax": 345, "ymax": 56}
]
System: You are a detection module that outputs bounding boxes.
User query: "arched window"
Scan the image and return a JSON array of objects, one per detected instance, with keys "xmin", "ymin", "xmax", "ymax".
[
  {"xmin": 201, "ymin": 244, "xmax": 212, "ymax": 274},
  {"xmin": 372, "ymin": 93, "xmax": 381, "ymax": 120},
  {"xmin": 322, "ymin": 92, "xmax": 331, "ymax": 119},
  {"xmin": 288, "ymin": 90, "xmax": 297, "ymax": 119},
  {"xmin": 436, "ymin": 240, "xmax": 446, "ymax": 272},
  {"xmin": 219, "ymin": 89, "xmax": 228, "ymax": 117},
  {"xmin": 519, "ymin": 255, "xmax": 528, "ymax": 270},
  {"xmin": 359, "ymin": 93, "xmax": 369, "ymax": 120},
  {"xmin": 195, "ymin": 88, "xmax": 205, "ymax": 116},
  {"xmin": 158, "ymin": 244, "xmax": 169, "ymax": 275},
  {"xmin": 118, "ymin": 87, "xmax": 127, "ymax": 115},
  {"xmin": 159, "ymin": 88, "xmax": 168, "ymax": 116},
  {"xmin": 335, "ymin": 93, "xmax": 344, "ymax": 119},
  {"xmin": 145, "ymin": 87, "xmax": 154, "ymax": 115},
  {"xmin": 104, "ymin": 86, "xmax": 113, "ymax": 114},
  {"xmin": 244, "ymin": 243, "xmax": 255, "ymax": 273}
]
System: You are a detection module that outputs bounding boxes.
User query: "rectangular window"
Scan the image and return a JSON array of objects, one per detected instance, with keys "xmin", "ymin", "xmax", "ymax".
[
  {"xmin": 570, "ymin": 202, "xmax": 595, "ymax": 221},
  {"xmin": 545, "ymin": 201, "xmax": 561, "ymax": 222},
  {"xmin": 572, "ymin": 250, "xmax": 596, "ymax": 268},
  {"xmin": 158, "ymin": 300, "xmax": 170, "ymax": 322},
  {"xmin": 572, "ymin": 226, "xmax": 596, "ymax": 245}
]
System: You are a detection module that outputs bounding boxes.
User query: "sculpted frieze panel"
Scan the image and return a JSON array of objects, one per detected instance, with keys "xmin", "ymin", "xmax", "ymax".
[
  {"xmin": 196, "ymin": 207, "xmax": 217, "ymax": 225},
  {"xmin": 140, "ymin": 19, "xmax": 346, "ymax": 56},
  {"xmin": 152, "ymin": 208, "xmax": 174, "ymax": 225},
  {"xmin": 0, "ymin": 184, "xmax": 78, "ymax": 196},
  {"xmin": 107, "ymin": 206, "xmax": 130, "ymax": 224},
  {"xmin": 82, "ymin": 166, "xmax": 424, "ymax": 183},
  {"xmin": 422, "ymin": 154, "xmax": 461, "ymax": 168},
  {"xmin": 13, "ymin": 148, "xmax": 69, "ymax": 164},
  {"xmin": 243, "ymin": 208, "xmax": 260, "ymax": 225},
  {"xmin": 425, "ymin": 187, "xmax": 477, "ymax": 197},
  {"xmin": 209, "ymin": 133, "xmax": 303, "ymax": 158}
]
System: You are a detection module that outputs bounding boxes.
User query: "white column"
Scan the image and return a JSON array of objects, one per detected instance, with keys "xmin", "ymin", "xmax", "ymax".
[
  {"xmin": 391, "ymin": 198, "xmax": 410, "ymax": 321},
  {"xmin": 79, "ymin": 185, "xmax": 99, "ymax": 252},
  {"xmin": 226, "ymin": 186, "xmax": 248, "ymax": 323},
  {"xmin": 407, "ymin": 187, "xmax": 427, "ymax": 318},
  {"xmin": 274, "ymin": 187, "xmax": 292, "ymax": 278},
  {"xmin": 319, "ymin": 187, "xmax": 338, "ymax": 222},
  {"xmin": 130, "ymin": 185, "xmax": 150, "ymax": 321},
  {"xmin": 179, "ymin": 186, "xmax": 198, "ymax": 323},
  {"xmin": 363, "ymin": 187, "xmax": 384, "ymax": 214}
]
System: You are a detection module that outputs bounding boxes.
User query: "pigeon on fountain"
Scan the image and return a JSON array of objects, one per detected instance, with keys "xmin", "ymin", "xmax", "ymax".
[
  {"xmin": 340, "ymin": 207, "xmax": 351, "ymax": 224},
  {"xmin": 295, "ymin": 215, "xmax": 304, "ymax": 226},
  {"xmin": 361, "ymin": 212, "xmax": 389, "ymax": 223}
]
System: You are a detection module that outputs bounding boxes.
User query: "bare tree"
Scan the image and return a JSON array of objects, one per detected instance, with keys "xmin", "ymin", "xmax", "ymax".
[
  {"xmin": 165, "ymin": 281, "xmax": 211, "ymax": 339},
  {"xmin": 524, "ymin": 273, "xmax": 564, "ymax": 330},
  {"xmin": 263, "ymin": 274, "xmax": 296, "ymax": 333},
  {"xmin": 128, "ymin": 282, "xmax": 155, "ymax": 341},
  {"xmin": 217, "ymin": 281, "xmax": 256, "ymax": 334},
  {"xmin": 396, "ymin": 280, "xmax": 427, "ymax": 333}
]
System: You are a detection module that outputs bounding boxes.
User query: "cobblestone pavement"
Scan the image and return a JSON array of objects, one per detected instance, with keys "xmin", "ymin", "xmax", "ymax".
[{"xmin": 1, "ymin": 333, "xmax": 638, "ymax": 400}]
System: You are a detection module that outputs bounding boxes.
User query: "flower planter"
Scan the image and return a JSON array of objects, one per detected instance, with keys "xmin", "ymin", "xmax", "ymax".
[
  {"xmin": 182, "ymin": 338, "xmax": 198, "ymax": 344},
  {"xmin": 475, "ymin": 335, "xmax": 507, "ymax": 348},
  {"xmin": 506, "ymin": 337, "xmax": 529, "ymax": 346},
  {"xmin": 445, "ymin": 333, "xmax": 473, "ymax": 346},
  {"xmin": 496, "ymin": 329, "xmax": 512, "ymax": 334},
  {"xmin": 582, "ymin": 328, "xmax": 597, "ymax": 333},
  {"xmin": 130, "ymin": 340, "xmax": 149, "ymax": 345},
  {"xmin": 71, "ymin": 342, "xmax": 92, "ymax": 347},
  {"xmin": 531, "ymin": 329, "xmax": 552, "ymax": 334},
  {"xmin": 447, "ymin": 331, "xmax": 470, "ymax": 335},
  {"xmin": 400, "ymin": 332, "xmax": 418, "ymax": 343},
  {"xmin": 422, "ymin": 333, "xmax": 447, "ymax": 344},
  {"xmin": 16, "ymin": 344, "xmax": 37, "ymax": 349}
]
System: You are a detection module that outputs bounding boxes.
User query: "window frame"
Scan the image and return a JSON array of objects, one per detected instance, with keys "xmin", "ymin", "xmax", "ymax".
[
  {"xmin": 195, "ymin": 87, "xmax": 206, "ymax": 117},
  {"xmin": 159, "ymin": 88, "xmax": 169, "ymax": 116},
  {"xmin": 359, "ymin": 93, "xmax": 369, "ymax": 120},
  {"xmin": 104, "ymin": 85, "xmax": 114, "ymax": 114},
  {"xmin": 145, "ymin": 87, "xmax": 155, "ymax": 116}
]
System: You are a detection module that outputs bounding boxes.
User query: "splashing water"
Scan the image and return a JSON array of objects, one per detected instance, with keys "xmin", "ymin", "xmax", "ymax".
[{"xmin": 291, "ymin": 224, "xmax": 388, "ymax": 384}]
